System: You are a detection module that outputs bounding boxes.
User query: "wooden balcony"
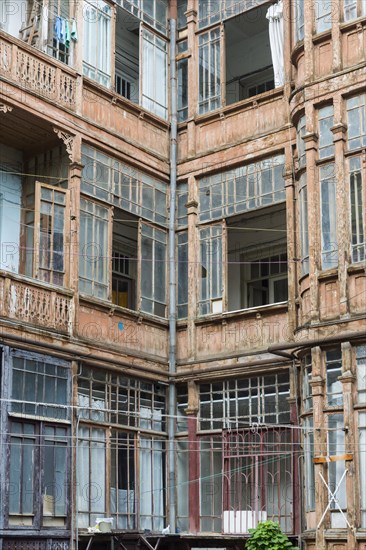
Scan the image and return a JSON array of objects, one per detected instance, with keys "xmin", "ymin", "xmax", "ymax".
[
  {"xmin": 0, "ymin": 33, "xmax": 77, "ymax": 111},
  {"xmin": 0, "ymin": 271, "xmax": 73, "ymax": 334}
]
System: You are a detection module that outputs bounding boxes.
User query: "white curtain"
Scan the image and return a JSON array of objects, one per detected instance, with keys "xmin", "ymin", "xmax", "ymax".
[{"xmin": 266, "ymin": 0, "xmax": 284, "ymax": 88}]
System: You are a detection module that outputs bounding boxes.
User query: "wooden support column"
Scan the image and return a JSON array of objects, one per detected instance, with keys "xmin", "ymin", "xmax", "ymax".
[
  {"xmin": 310, "ymin": 347, "xmax": 326, "ymax": 550},
  {"xmin": 339, "ymin": 342, "xmax": 357, "ymax": 547},
  {"xmin": 331, "ymin": 121, "xmax": 348, "ymax": 318},
  {"xmin": 284, "ymin": 160, "xmax": 297, "ymax": 335},
  {"xmin": 186, "ymin": 3, "xmax": 197, "ymax": 158},
  {"xmin": 186, "ymin": 380, "xmax": 199, "ymax": 534},
  {"xmin": 186, "ymin": 175, "xmax": 198, "ymax": 360},
  {"xmin": 303, "ymin": 129, "xmax": 320, "ymax": 324},
  {"xmin": 303, "ymin": 0, "xmax": 315, "ymax": 84}
]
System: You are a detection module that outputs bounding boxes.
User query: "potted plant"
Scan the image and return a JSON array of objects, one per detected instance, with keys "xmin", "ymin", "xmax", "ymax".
[{"xmin": 246, "ymin": 520, "xmax": 300, "ymax": 550}]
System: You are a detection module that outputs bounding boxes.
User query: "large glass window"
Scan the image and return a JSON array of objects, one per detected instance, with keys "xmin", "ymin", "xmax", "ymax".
[
  {"xmin": 199, "ymin": 372, "xmax": 290, "ymax": 430},
  {"xmin": 297, "ymin": 115, "xmax": 306, "ymax": 169},
  {"xmin": 357, "ymin": 345, "xmax": 366, "ymax": 404},
  {"xmin": 11, "ymin": 354, "xmax": 69, "ymax": 420},
  {"xmin": 177, "ymin": 231, "xmax": 188, "ymax": 319},
  {"xmin": 200, "ymin": 436, "xmax": 222, "ymax": 533},
  {"xmin": 83, "ymin": 0, "xmax": 112, "ymax": 87},
  {"xmin": 320, "ymin": 163, "xmax": 338, "ymax": 269},
  {"xmin": 359, "ymin": 412, "xmax": 366, "ymax": 527},
  {"xmin": 140, "ymin": 223, "xmax": 167, "ymax": 317},
  {"xmin": 347, "ymin": 94, "xmax": 366, "ymax": 151},
  {"xmin": 295, "ymin": 0, "xmax": 304, "ymax": 41},
  {"xmin": 318, "ymin": 105, "xmax": 334, "ymax": 159},
  {"xmin": 198, "ymin": 28, "xmax": 221, "ymax": 114},
  {"xmin": 199, "ymin": 225, "xmax": 222, "ymax": 316},
  {"xmin": 326, "ymin": 349, "xmax": 343, "ymax": 407},
  {"xmin": 303, "ymin": 417, "xmax": 315, "ymax": 512},
  {"xmin": 79, "ymin": 198, "xmax": 109, "ymax": 300},
  {"xmin": 315, "ymin": 0, "xmax": 332, "ymax": 33},
  {"xmin": 142, "ymin": 28, "xmax": 168, "ymax": 119},
  {"xmin": 344, "ymin": 0, "xmax": 366, "ymax": 21},
  {"xmin": 199, "ymin": 154, "xmax": 285, "ymax": 222},
  {"xmin": 177, "ymin": 40, "xmax": 188, "ymax": 122},
  {"xmin": 349, "ymin": 157, "xmax": 365, "ymax": 263},
  {"xmin": 299, "ymin": 173, "xmax": 309, "ymax": 275}
]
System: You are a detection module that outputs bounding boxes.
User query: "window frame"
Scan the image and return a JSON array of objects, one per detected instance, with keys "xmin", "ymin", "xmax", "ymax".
[
  {"xmin": 348, "ymin": 155, "xmax": 365, "ymax": 263},
  {"xmin": 82, "ymin": 0, "xmax": 113, "ymax": 87}
]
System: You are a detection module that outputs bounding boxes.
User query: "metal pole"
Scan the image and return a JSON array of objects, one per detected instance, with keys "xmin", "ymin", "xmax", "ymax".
[{"xmin": 168, "ymin": 16, "xmax": 177, "ymax": 533}]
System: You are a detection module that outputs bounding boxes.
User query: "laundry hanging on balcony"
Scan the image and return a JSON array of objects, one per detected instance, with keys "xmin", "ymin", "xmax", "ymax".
[{"xmin": 266, "ymin": 0, "xmax": 284, "ymax": 87}]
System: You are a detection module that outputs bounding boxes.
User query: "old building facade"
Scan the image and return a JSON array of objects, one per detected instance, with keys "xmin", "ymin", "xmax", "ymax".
[{"xmin": 0, "ymin": 0, "xmax": 365, "ymax": 549}]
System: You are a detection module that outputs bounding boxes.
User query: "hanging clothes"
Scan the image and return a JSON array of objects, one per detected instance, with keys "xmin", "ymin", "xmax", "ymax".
[
  {"xmin": 54, "ymin": 16, "xmax": 62, "ymax": 42},
  {"xmin": 71, "ymin": 18, "xmax": 78, "ymax": 42},
  {"xmin": 65, "ymin": 20, "xmax": 71, "ymax": 48},
  {"xmin": 266, "ymin": 0, "xmax": 284, "ymax": 88},
  {"xmin": 60, "ymin": 17, "xmax": 66, "ymax": 44}
]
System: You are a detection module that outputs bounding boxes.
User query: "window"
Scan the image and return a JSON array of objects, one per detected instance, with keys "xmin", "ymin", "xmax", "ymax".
[
  {"xmin": 176, "ymin": 440, "xmax": 189, "ymax": 532},
  {"xmin": 198, "ymin": 28, "xmax": 221, "ymax": 114},
  {"xmin": 83, "ymin": 0, "xmax": 112, "ymax": 87},
  {"xmin": 110, "ymin": 431, "xmax": 136, "ymax": 529},
  {"xmin": 320, "ymin": 163, "xmax": 338, "ymax": 269},
  {"xmin": 116, "ymin": 0, "xmax": 168, "ymax": 35},
  {"xmin": 176, "ymin": 385, "xmax": 188, "ymax": 432},
  {"xmin": 318, "ymin": 105, "xmax": 334, "ymax": 159},
  {"xmin": 297, "ymin": 115, "xmax": 306, "ymax": 169},
  {"xmin": 295, "ymin": 0, "xmax": 304, "ymax": 41},
  {"xmin": 344, "ymin": 0, "xmax": 366, "ymax": 21},
  {"xmin": 327, "ymin": 414, "xmax": 347, "ymax": 515},
  {"xmin": 302, "ymin": 354, "xmax": 313, "ymax": 412},
  {"xmin": 199, "ymin": 372, "xmax": 290, "ymax": 431},
  {"xmin": 344, "ymin": 0, "xmax": 357, "ymax": 20},
  {"xmin": 81, "ymin": 144, "xmax": 167, "ymax": 225},
  {"xmin": 11, "ymin": 354, "xmax": 70, "ymax": 420},
  {"xmin": 141, "ymin": 223, "xmax": 167, "ymax": 317},
  {"xmin": 79, "ymin": 198, "xmax": 109, "ymax": 300},
  {"xmin": 199, "ymin": 155, "xmax": 285, "ymax": 222},
  {"xmin": 142, "ymin": 28, "xmax": 168, "ymax": 119},
  {"xmin": 112, "ymin": 210, "xmax": 138, "ymax": 310},
  {"xmin": 47, "ymin": 0, "xmax": 72, "ymax": 64},
  {"xmin": 77, "ymin": 370, "xmax": 166, "ymax": 531},
  {"xmin": 177, "ymin": 40, "xmax": 188, "ymax": 122},
  {"xmin": 9, "ymin": 422, "xmax": 69, "ymax": 527},
  {"xmin": 241, "ymin": 249, "xmax": 288, "ymax": 308},
  {"xmin": 357, "ymin": 345, "xmax": 366, "ymax": 404},
  {"xmin": 198, "ymin": 0, "xmax": 221, "ymax": 28},
  {"xmin": 225, "ymin": 6, "xmax": 275, "ymax": 105},
  {"xmin": 35, "ymin": 183, "xmax": 68, "ymax": 286},
  {"xmin": 347, "ymin": 94, "xmax": 366, "ymax": 151},
  {"xmin": 177, "ymin": 0, "xmax": 188, "ymax": 29},
  {"xmin": 199, "ymin": 225, "xmax": 222, "ymax": 316},
  {"xmin": 177, "ymin": 231, "xmax": 188, "ymax": 319},
  {"xmin": 315, "ymin": 0, "xmax": 332, "ymax": 33},
  {"xmin": 349, "ymin": 157, "xmax": 365, "ymax": 263},
  {"xmin": 200, "ymin": 436, "xmax": 222, "ymax": 533},
  {"xmin": 77, "ymin": 366, "xmax": 166, "ymax": 430},
  {"xmin": 299, "ymin": 173, "xmax": 309, "ymax": 275},
  {"xmin": 326, "ymin": 349, "xmax": 343, "ymax": 407},
  {"xmin": 115, "ymin": 9, "xmax": 139, "ymax": 104},
  {"xmin": 77, "ymin": 426, "xmax": 106, "ymax": 527}
]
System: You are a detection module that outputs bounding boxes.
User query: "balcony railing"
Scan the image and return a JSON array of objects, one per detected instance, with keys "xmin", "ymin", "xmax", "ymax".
[
  {"xmin": 0, "ymin": 33, "xmax": 77, "ymax": 110},
  {"xmin": 0, "ymin": 272, "xmax": 73, "ymax": 334}
]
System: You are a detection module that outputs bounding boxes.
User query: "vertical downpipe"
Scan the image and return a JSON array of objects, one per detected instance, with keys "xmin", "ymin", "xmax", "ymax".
[{"xmin": 168, "ymin": 16, "xmax": 177, "ymax": 534}]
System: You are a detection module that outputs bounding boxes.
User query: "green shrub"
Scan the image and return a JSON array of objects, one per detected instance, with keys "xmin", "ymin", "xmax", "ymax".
[{"xmin": 245, "ymin": 520, "xmax": 300, "ymax": 550}]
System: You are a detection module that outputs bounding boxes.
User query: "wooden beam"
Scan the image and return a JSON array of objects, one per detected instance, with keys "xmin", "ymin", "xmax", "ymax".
[{"xmin": 313, "ymin": 454, "xmax": 353, "ymax": 464}]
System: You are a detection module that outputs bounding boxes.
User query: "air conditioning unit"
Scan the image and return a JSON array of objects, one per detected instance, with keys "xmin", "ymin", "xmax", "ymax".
[{"xmin": 223, "ymin": 511, "xmax": 267, "ymax": 534}]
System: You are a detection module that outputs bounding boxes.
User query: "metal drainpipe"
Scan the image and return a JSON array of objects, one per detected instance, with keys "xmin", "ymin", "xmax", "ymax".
[{"xmin": 168, "ymin": 16, "xmax": 177, "ymax": 533}]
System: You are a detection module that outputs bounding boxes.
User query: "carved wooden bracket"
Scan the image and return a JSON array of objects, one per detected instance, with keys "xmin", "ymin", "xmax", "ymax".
[
  {"xmin": 53, "ymin": 127, "xmax": 75, "ymax": 161},
  {"xmin": 0, "ymin": 103, "xmax": 13, "ymax": 114}
]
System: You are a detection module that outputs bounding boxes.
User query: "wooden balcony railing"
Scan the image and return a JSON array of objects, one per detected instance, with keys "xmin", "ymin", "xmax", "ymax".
[
  {"xmin": 0, "ymin": 272, "xmax": 73, "ymax": 334},
  {"xmin": 0, "ymin": 33, "xmax": 77, "ymax": 111}
]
